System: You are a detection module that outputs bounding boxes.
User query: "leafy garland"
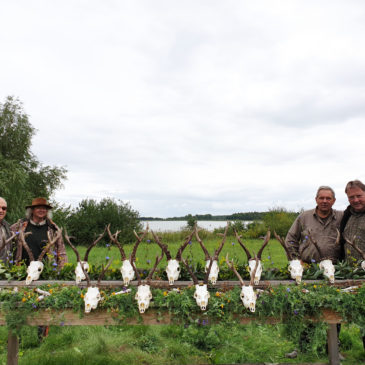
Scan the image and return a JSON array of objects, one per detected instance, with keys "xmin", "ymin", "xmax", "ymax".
[{"xmin": 1, "ymin": 282, "xmax": 364, "ymax": 331}]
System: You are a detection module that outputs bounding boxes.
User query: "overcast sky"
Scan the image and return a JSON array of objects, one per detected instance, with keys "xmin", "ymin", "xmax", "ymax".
[{"xmin": 1, "ymin": 1, "xmax": 364, "ymax": 218}]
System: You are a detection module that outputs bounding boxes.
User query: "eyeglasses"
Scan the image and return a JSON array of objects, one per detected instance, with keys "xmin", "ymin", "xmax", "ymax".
[{"xmin": 0, "ymin": 207, "xmax": 7, "ymax": 211}]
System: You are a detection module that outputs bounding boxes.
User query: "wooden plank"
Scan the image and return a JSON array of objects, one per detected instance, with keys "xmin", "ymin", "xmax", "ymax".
[
  {"xmin": 7, "ymin": 330, "xmax": 18, "ymax": 365},
  {"xmin": 0, "ymin": 308, "xmax": 344, "ymax": 326},
  {"xmin": 0, "ymin": 279, "xmax": 363, "ymax": 289}
]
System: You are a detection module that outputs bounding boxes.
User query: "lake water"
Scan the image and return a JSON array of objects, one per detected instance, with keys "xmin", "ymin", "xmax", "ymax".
[{"xmin": 141, "ymin": 220, "xmax": 251, "ymax": 232}]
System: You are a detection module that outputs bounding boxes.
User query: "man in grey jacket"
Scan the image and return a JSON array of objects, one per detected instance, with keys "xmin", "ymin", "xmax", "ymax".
[
  {"xmin": 0, "ymin": 197, "xmax": 14, "ymax": 264},
  {"xmin": 285, "ymin": 186, "xmax": 343, "ymax": 264}
]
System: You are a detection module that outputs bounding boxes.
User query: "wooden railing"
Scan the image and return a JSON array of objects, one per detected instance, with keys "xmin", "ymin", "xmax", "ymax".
[{"xmin": 1, "ymin": 279, "xmax": 362, "ymax": 365}]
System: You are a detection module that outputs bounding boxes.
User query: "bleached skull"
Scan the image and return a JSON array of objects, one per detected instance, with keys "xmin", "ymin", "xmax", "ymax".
[
  {"xmin": 288, "ymin": 259, "xmax": 303, "ymax": 284},
  {"xmin": 205, "ymin": 260, "xmax": 219, "ymax": 285},
  {"xmin": 240, "ymin": 285, "xmax": 257, "ymax": 312},
  {"xmin": 194, "ymin": 284, "xmax": 210, "ymax": 311},
  {"xmin": 248, "ymin": 259, "xmax": 262, "ymax": 285},
  {"xmin": 135, "ymin": 284, "xmax": 152, "ymax": 313},
  {"xmin": 75, "ymin": 261, "xmax": 89, "ymax": 284},
  {"xmin": 166, "ymin": 259, "xmax": 181, "ymax": 285},
  {"xmin": 319, "ymin": 259, "xmax": 335, "ymax": 283},
  {"xmin": 361, "ymin": 260, "xmax": 365, "ymax": 271},
  {"xmin": 26, "ymin": 261, "xmax": 44, "ymax": 285},
  {"xmin": 121, "ymin": 259, "xmax": 135, "ymax": 286},
  {"xmin": 84, "ymin": 286, "xmax": 101, "ymax": 313}
]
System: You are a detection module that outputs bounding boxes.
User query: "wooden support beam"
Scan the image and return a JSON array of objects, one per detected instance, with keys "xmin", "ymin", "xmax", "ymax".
[
  {"xmin": 327, "ymin": 323, "xmax": 340, "ymax": 365},
  {"xmin": 7, "ymin": 330, "xmax": 18, "ymax": 365}
]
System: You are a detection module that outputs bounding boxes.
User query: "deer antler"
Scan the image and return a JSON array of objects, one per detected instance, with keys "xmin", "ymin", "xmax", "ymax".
[
  {"xmin": 18, "ymin": 230, "xmax": 35, "ymax": 261},
  {"xmin": 146, "ymin": 249, "xmax": 164, "ymax": 283},
  {"xmin": 182, "ymin": 259, "xmax": 199, "ymax": 285},
  {"xmin": 249, "ymin": 257, "xmax": 259, "ymax": 286},
  {"xmin": 225, "ymin": 254, "xmax": 245, "ymax": 286},
  {"xmin": 65, "ymin": 231, "xmax": 91, "ymax": 287},
  {"xmin": 273, "ymin": 231, "xmax": 292, "ymax": 260},
  {"xmin": 212, "ymin": 222, "xmax": 229, "ymax": 261},
  {"xmin": 38, "ymin": 229, "xmax": 62, "ymax": 262},
  {"xmin": 0, "ymin": 232, "xmax": 16, "ymax": 251},
  {"xmin": 257, "ymin": 230, "xmax": 270, "ymax": 259},
  {"xmin": 106, "ymin": 224, "xmax": 126, "ymax": 261},
  {"xmin": 234, "ymin": 229, "xmax": 252, "ymax": 261},
  {"xmin": 344, "ymin": 234, "xmax": 365, "ymax": 260},
  {"xmin": 130, "ymin": 260, "xmax": 141, "ymax": 285},
  {"xmin": 130, "ymin": 225, "xmax": 149, "ymax": 263},
  {"xmin": 151, "ymin": 231, "xmax": 172, "ymax": 260},
  {"xmin": 176, "ymin": 229, "xmax": 195, "ymax": 261},
  {"xmin": 195, "ymin": 227, "xmax": 210, "ymax": 261},
  {"xmin": 97, "ymin": 259, "xmax": 113, "ymax": 287},
  {"xmin": 84, "ymin": 228, "xmax": 106, "ymax": 262}
]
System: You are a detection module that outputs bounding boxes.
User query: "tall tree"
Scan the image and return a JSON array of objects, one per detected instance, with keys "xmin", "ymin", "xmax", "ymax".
[{"xmin": 0, "ymin": 96, "xmax": 67, "ymax": 222}]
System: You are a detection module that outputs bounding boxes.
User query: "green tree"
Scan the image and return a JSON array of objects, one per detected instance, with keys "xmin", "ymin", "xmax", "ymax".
[
  {"xmin": 66, "ymin": 198, "xmax": 142, "ymax": 245},
  {"xmin": 263, "ymin": 207, "xmax": 299, "ymax": 237},
  {"xmin": 0, "ymin": 96, "xmax": 67, "ymax": 222}
]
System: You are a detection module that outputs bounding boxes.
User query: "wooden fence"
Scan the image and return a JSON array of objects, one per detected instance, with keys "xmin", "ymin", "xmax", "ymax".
[{"xmin": 1, "ymin": 279, "xmax": 363, "ymax": 365}]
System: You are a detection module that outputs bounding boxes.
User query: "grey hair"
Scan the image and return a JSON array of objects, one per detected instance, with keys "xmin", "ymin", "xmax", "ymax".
[
  {"xmin": 0, "ymin": 197, "xmax": 7, "ymax": 204},
  {"xmin": 345, "ymin": 180, "xmax": 365, "ymax": 193},
  {"xmin": 25, "ymin": 208, "xmax": 53, "ymax": 220},
  {"xmin": 316, "ymin": 186, "xmax": 336, "ymax": 199}
]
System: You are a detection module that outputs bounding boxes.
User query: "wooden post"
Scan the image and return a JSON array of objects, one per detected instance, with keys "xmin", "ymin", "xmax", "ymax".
[
  {"xmin": 7, "ymin": 330, "xmax": 18, "ymax": 365},
  {"xmin": 327, "ymin": 323, "xmax": 340, "ymax": 365}
]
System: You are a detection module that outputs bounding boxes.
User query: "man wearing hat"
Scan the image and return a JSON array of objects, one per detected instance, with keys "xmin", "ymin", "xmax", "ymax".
[
  {"xmin": 0, "ymin": 197, "xmax": 14, "ymax": 264},
  {"xmin": 11, "ymin": 197, "xmax": 67, "ymax": 267}
]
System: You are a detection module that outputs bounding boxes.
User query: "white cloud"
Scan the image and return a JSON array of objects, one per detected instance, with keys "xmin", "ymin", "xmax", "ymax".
[{"xmin": 1, "ymin": 0, "xmax": 364, "ymax": 217}]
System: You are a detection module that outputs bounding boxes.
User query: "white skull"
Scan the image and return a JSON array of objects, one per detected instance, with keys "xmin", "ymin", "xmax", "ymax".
[
  {"xmin": 121, "ymin": 260, "xmax": 135, "ymax": 286},
  {"xmin": 240, "ymin": 285, "xmax": 257, "ymax": 312},
  {"xmin": 248, "ymin": 259, "xmax": 262, "ymax": 285},
  {"xmin": 361, "ymin": 260, "xmax": 365, "ymax": 271},
  {"xmin": 319, "ymin": 259, "xmax": 335, "ymax": 283},
  {"xmin": 135, "ymin": 284, "xmax": 152, "ymax": 313},
  {"xmin": 26, "ymin": 261, "xmax": 44, "ymax": 284},
  {"xmin": 166, "ymin": 259, "xmax": 181, "ymax": 285},
  {"xmin": 84, "ymin": 286, "xmax": 101, "ymax": 313},
  {"xmin": 205, "ymin": 260, "xmax": 219, "ymax": 285},
  {"xmin": 288, "ymin": 259, "xmax": 303, "ymax": 284},
  {"xmin": 194, "ymin": 284, "xmax": 210, "ymax": 311},
  {"xmin": 75, "ymin": 261, "xmax": 89, "ymax": 284}
]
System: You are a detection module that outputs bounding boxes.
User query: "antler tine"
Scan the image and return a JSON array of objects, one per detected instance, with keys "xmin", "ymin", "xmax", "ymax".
[
  {"xmin": 213, "ymin": 222, "xmax": 229, "ymax": 261},
  {"xmin": 225, "ymin": 254, "xmax": 245, "ymax": 286},
  {"xmin": 130, "ymin": 259, "xmax": 141, "ymax": 285},
  {"xmin": 97, "ymin": 259, "xmax": 113, "ymax": 287},
  {"xmin": 19, "ymin": 230, "xmax": 35, "ymax": 261},
  {"xmin": 38, "ymin": 229, "xmax": 62, "ymax": 262},
  {"xmin": 64, "ymin": 230, "xmax": 90, "ymax": 287},
  {"xmin": 250, "ymin": 257, "xmax": 259, "ymax": 286},
  {"xmin": 181, "ymin": 259, "xmax": 199, "ymax": 285},
  {"xmin": 257, "ymin": 230, "xmax": 270, "ymax": 259},
  {"xmin": 5, "ymin": 232, "xmax": 16, "ymax": 245},
  {"xmin": 146, "ymin": 249, "xmax": 164, "ymax": 283},
  {"xmin": 195, "ymin": 227, "xmax": 210, "ymax": 261},
  {"xmin": 151, "ymin": 230, "xmax": 172, "ymax": 260},
  {"xmin": 273, "ymin": 231, "xmax": 292, "ymax": 260},
  {"xmin": 344, "ymin": 234, "xmax": 365, "ymax": 260},
  {"xmin": 234, "ymin": 229, "xmax": 252, "ymax": 261},
  {"xmin": 130, "ymin": 225, "xmax": 149, "ymax": 262},
  {"xmin": 307, "ymin": 230, "xmax": 323, "ymax": 258},
  {"xmin": 176, "ymin": 229, "xmax": 195, "ymax": 261},
  {"xmin": 106, "ymin": 224, "xmax": 126, "ymax": 261},
  {"xmin": 84, "ymin": 228, "xmax": 106, "ymax": 262}
]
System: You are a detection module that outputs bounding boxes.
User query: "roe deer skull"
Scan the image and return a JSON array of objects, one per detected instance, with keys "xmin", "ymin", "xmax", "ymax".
[
  {"xmin": 288, "ymin": 259, "xmax": 304, "ymax": 284},
  {"xmin": 26, "ymin": 261, "xmax": 44, "ymax": 285},
  {"xmin": 194, "ymin": 284, "xmax": 210, "ymax": 311},
  {"xmin": 240, "ymin": 285, "xmax": 257, "ymax": 312},
  {"xmin": 135, "ymin": 284, "xmax": 152, "ymax": 313},
  {"xmin": 319, "ymin": 259, "xmax": 335, "ymax": 283},
  {"xmin": 75, "ymin": 261, "xmax": 90, "ymax": 284},
  {"xmin": 84, "ymin": 286, "xmax": 102, "ymax": 313}
]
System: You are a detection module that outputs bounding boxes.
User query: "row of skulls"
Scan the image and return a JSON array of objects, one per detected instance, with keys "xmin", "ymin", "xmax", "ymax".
[{"xmin": 15, "ymin": 223, "xmax": 365, "ymax": 314}]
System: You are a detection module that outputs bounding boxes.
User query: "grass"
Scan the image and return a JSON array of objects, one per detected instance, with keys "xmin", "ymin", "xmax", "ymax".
[
  {"xmin": 66, "ymin": 235, "xmax": 289, "ymax": 269},
  {"xmin": 0, "ymin": 323, "xmax": 363, "ymax": 364}
]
